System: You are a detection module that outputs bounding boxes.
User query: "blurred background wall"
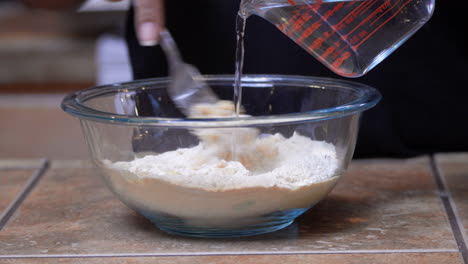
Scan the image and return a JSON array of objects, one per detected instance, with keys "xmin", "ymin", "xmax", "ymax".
[{"xmin": 0, "ymin": 0, "xmax": 132, "ymax": 159}]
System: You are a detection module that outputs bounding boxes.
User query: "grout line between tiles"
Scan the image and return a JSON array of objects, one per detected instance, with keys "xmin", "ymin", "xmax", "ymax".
[
  {"xmin": 0, "ymin": 159, "xmax": 49, "ymax": 231},
  {"xmin": 430, "ymin": 156, "xmax": 468, "ymax": 264},
  {"xmin": 434, "ymin": 156, "xmax": 468, "ymax": 246},
  {"xmin": 0, "ymin": 249, "xmax": 460, "ymax": 259}
]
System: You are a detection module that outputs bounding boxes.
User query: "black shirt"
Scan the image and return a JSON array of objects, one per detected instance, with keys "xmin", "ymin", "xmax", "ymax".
[{"xmin": 125, "ymin": 1, "xmax": 468, "ymax": 158}]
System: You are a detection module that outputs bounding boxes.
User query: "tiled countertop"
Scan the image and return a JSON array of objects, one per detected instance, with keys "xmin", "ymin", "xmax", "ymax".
[{"xmin": 0, "ymin": 156, "xmax": 467, "ymax": 263}]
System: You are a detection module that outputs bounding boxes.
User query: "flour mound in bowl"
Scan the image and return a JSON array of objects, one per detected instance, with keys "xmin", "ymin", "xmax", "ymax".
[
  {"xmin": 109, "ymin": 132, "xmax": 337, "ymax": 190},
  {"xmin": 101, "ymin": 101, "xmax": 340, "ymax": 227}
]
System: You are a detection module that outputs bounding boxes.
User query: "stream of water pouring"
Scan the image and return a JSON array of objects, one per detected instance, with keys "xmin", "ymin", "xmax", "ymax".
[
  {"xmin": 230, "ymin": 8, "xmax": 249, "ymax": 161},
  {"xmin": 234, "ymin": 13, "xmax": 247, "ymax": 117}
]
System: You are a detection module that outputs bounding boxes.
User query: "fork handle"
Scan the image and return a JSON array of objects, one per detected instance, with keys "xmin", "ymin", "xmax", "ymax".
[{"xmin": 160, "ymin": 30, "xmax": 183, "ymax": 66}]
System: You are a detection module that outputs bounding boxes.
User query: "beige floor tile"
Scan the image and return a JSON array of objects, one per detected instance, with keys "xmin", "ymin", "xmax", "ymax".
[
  {"xmin": 0, "ymin": 158, "xmax": 457, "ymax": 256},
  {"xmin": 436, "ymin": 153, "xmax": 468, "ymax": 246},
  {"xmin": 0, "ymin": 253, "xmax": 464, "ymax": 264},
  {"xmin": 0, "ymin": 170, "xmax": 35, "ymax": 217}
]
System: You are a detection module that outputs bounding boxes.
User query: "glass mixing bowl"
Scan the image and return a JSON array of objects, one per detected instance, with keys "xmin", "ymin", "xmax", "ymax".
[{"xmin": 62, "ymin": 75, "xmax": 381, "ymax": 237}]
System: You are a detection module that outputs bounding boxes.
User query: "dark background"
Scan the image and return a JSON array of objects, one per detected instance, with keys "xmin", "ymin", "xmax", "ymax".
[{"xmin": 126, "ymin": 0, "xmax": 468, "ymax": 158}]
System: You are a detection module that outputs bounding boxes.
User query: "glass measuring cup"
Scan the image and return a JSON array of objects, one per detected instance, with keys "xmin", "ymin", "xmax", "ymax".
[{"xmin": 240, "ymin": 0, "xmax": 435, "ymax": 77}]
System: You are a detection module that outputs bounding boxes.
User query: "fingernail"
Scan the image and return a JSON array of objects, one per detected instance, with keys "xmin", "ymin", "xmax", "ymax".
[{"xmin": 138, "ymin": 22, "xmax": 159, "ymax": 46}]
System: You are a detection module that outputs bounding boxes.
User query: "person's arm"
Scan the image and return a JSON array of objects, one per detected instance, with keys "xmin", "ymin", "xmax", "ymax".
[{"xmin": 20, "ymin": 0, "xmax": 86, "ymax": 10}]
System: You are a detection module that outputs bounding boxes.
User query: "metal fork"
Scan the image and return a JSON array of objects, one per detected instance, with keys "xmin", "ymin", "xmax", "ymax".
[{"xmin": 159, "ymin": 30, "xmax": 218, "ymax": 116}]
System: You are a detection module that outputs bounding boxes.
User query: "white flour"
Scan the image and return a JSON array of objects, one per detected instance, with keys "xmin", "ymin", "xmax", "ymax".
[
  {"xmin": 101, "ymin": 101, "xmax": 340, "ymax": 227},
  {"xmin": 109, "ymin": 132, "xmax": 337, "ymax": 191}
]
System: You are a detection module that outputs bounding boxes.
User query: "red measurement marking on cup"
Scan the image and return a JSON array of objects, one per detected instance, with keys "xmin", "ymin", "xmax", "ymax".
[
  {"xmin": 313, "ymin": 1, "xmax": 368, "ymax": 55},
  {"xmin": 298, "ymin": 3, "xmax": 344, "ymax": 49},
  {"xmin": 279, "ymin": 1, "xmax": 356, "ymax": 70},
  {"xmin": 322, "ymin": 2, "xmax": 345, "ymax": 20},
  {"xmin": 296, "ymin": 1, "xmax": 344, "ymax": 44},
  {"xmin": 359, "ymin": 0, "xmax": 379, "ymax": 15},
  {"xmin": 344, "ymin": 0, "xmax": 394, "ymax": 39},
  {"xmin": 369, "ymin": 0, "xmax": 401, "ymax": 26},
  {"xmin": 331, "ymin": 1, "xmax": 368, "ymax": 32},
  {"xmin": 332, "ymin": 50, "xmax": 351, "ymax": 68},
  {"xmin": 298, "ymin": 22, "xmax": 322, "ymax": 44},
  {"xmin": 284, "ymin": 0, "xmax": 344, "ymax": 42},
  {"xmin": 353, "ymin": 0, "xmax": 373, "ymax": 14},
  {"xmin": 288, "ymin": 2, "xmax": 323, "ymax": 39},
  {"xmin": 276, "ymin": 7, "xmax": 303, "ymax": 34},
  {"xmin": 297, "ymin": 7, "xmax": 342, "ymax": 44},
  {"xmin": 336, "ymin": 69, "xmax": 358, "ymax": 77},
  {"xmin": 289, "ymin": 9, "xmax": 317, "ymax": 38},
  {"xmin": 283, "ymin": 0, "xmax": 413, "ymax": 76},
  {"xmin": 281, "ymin": 5, "xmax": 316, "ymax": 35},
  {"xmin": 354, "ymin": 0, "xmax": 413, "ymax": 49},
  {"xmin": 320, "ymin": 46, "xmax": 337, "ymax": 60},
  {"xmin": 345, "ymin": 1, "xmax": 357, "ymax": 8}
]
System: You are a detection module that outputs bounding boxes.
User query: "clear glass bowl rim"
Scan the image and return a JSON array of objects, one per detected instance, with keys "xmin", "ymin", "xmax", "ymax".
[{"xmin": 61, "ymin": 74, "xmax": 381, "ymax": 128}]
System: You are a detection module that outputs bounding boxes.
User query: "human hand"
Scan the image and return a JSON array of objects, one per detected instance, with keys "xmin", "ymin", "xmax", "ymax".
[
  {"xmin": 132, "ymin": 0, "xmax": 165, "ymax": 46},
  {"xmin": 109, "ymin": 0, "xmax": 165, "ymax": 46}
]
